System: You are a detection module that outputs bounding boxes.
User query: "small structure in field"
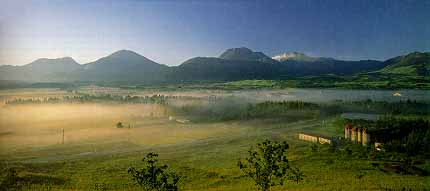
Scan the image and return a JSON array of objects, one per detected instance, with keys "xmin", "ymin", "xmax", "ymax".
[
  {"xmin": 169, "ymin": 116, "xmax": 190, "ymax": 124},
  {"xmin": 298, "ymin": 132, "xmax": 331, "ymax": 145},
  {"xmin": 176, "ymin": 119, "xmax": 190, "ymax": 124}
]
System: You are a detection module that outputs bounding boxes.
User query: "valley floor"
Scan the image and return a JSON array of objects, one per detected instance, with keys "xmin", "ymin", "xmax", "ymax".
[
  {"xmin": 2, "ymin": 119, "xmax": 429, "ymax": 190},
  {"xmin": 0, "ymin": 88, "xmax": 429, "ymax": 190}
]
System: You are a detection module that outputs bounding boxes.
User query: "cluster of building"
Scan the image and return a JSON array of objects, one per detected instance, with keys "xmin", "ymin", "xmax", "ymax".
[
  {"xmin": 344, "ymin": 124, "xmax": 370, "ymax": 145},
  {"xmin": 298, "ymin": 132, "xmax": 331, "ymax": 145},
  {"xmin": 298, "ymin": 113, "xmax": 381, "ymax": 148},
  {"xmin": 341, "ymin": 113, "xmax": 379, "ymax": 146}
]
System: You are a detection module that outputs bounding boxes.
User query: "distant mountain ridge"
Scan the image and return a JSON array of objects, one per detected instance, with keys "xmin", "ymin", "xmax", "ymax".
[
  {"xmin": 0, "ymin": 48, "xmax": 427, "ymax": 83},
  {"xmin": 271, "ymin": 52, "xmax": 387, "ymax": 76}
]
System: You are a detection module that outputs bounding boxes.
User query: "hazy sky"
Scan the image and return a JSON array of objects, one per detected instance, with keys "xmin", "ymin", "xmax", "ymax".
[{"xmin": 1, "ymin": 0, "xmax": 429, "ymax": 66}]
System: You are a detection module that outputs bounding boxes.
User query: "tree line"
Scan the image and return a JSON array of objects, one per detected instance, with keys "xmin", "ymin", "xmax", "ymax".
[{"xmin": 4, "ymin": 94, "xmax": 174, "ymax": 105}]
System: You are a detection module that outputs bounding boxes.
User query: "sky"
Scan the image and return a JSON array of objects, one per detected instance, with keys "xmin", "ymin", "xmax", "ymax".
[{"xmin": 0, "ymin": 0, "xmax": 429, "ymax": 66}]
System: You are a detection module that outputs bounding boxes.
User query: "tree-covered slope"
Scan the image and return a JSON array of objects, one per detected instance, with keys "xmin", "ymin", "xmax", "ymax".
[{"xmin": 377, "ymin": 52, "xmax": 430, "ymax": 76}]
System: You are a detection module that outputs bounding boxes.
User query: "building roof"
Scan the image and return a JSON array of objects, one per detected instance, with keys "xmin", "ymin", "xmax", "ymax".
[{"xmin": 341, "ymin": 113, "xmax": 379, "ymax": 121}]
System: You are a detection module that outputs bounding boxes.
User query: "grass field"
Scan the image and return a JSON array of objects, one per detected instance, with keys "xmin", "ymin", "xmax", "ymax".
[{"xmin": 0, "ymin": 87, "xmax": 429, "ymax": 190}]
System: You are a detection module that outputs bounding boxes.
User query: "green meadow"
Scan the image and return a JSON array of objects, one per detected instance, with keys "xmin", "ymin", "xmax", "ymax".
[{"xmin": 0, "ymin": 87, "xmax": 429, "ymax": 190}]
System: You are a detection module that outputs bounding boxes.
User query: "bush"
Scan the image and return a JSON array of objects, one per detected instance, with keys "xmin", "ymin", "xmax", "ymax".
[
  {"xmin": 116, "ymin": 122, "xmax": 124, "ymax": 128},
  {"xmin": 238, "ymin": 140, "xmax": 303, "ymax": 191},
  {"xmin": 128, "ymin": 153, "xmax": 180, "ymax": 191},
  {"xmin": 0, "ymin": 168, "xmax": 19, "ymax": 191}
]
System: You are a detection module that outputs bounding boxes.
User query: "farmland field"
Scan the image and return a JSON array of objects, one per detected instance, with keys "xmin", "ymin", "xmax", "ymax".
[{"xmin": 0, "ymin": 87, "xmax": 429, "ymax": 190}]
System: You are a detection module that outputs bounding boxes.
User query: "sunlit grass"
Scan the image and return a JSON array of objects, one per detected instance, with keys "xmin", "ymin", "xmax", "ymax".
[{"xmin": 1, "ymin": 88, "xmax": 429, "ymax": 190}]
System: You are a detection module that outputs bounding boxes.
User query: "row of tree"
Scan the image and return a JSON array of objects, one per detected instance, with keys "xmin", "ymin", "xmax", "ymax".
[
  {"xmin": 326, "ymin": 99, "xmax": 430, "ymax": 115},
  {"xmin": 4, "ymin": 94, "xmax": 171, "ymax": 105},
  {"xmin": 173, "ymin": 98, "xmax": 429, "ymax": 122},
  {"xmin": 174, "ymin": 100, "xmax": 319, "ymax": 122}
]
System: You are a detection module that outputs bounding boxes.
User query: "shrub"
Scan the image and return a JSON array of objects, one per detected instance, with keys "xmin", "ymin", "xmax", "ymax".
[
  {"xmin": 238, "ymin": 140, "xmax": 303, "ymax": 191},
  {"xmin": 0, "ymin": 168, "xmax": 19, "ymax": 191},
  {"xmin": 128, "ymin": 153, "xmax": 180, "ymax": 191},
  {"xmin": 116, "ymin": 122, "xmax": 124, "ymax": 128}
]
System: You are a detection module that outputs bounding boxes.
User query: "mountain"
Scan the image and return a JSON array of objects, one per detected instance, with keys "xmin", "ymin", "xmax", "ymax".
[
  {"xmin": 83, "ymin": 50, "xmax": 160, "ymax": 70},
  {"xmin": 219, "ymin": 47, "xmax": 278, "ymax": 64},
  {"xmin": 171, "ymin": 56, "xmax": 284, "ymax": 81},
  {"xmin": 0, "ymin": 57, "xmax": 83, "ymax": 81},
  {"xmin": 71, "ymin": 50, "xmax": 169, "ymax": 82},
  {"xmin": 376, "ymin": 52, "xmax": 430, "ymax": 76},
  {"xmin": 26, "ymin": 57, "xmax": 81, "ymax": 72},
  {"xmin": 273, "ymin": 52, "xmax": 386, "ymax": 76},
  {"xmin": 170, "ymin": 47, "xmax": 284, "ymax": 81}
]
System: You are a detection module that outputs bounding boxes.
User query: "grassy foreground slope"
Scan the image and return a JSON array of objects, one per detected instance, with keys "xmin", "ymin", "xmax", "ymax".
[{"xmin": 2, "ymin": 117, "xmax": 429, "ymax": 190}]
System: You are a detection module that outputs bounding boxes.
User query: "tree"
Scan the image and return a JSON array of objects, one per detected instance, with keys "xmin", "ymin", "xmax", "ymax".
[
  {"xmin": 238, "ymin": 140, "xmax": 302, "ymax": 191},
  {"xmin": 116, "ymin": 122, "xmax": 124, "ymax": 128},
  {"xmin": 310, "ymin": 143, "xmax": 319, "ymax": 152},
  {"xmin": 288, "ymin": 167, "xmax": 305, "ymax": 184},
  {"xmin": 128, "ymin": 153, "xmax": 180, "ymax": 191},
  {"xmin": 0, "ymin": 168, "xmax": 19, "ymax": 191}
]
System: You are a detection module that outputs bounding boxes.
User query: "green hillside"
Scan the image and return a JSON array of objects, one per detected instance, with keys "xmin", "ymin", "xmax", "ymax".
[{"xmin": 378, "ymin": 52, "xmax": 430, "ymax": 76}]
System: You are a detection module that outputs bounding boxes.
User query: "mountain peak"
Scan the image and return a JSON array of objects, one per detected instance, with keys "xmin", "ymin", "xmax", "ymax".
[
  {"xmin": 108, "ymin": 49, "xmax": 142, "ymax": 58},
  {"xmin": 272, "ymin": 52, "xmax": 306, "ymax": 61},
  {"xmin": 219, "ymin": 47, "xmax": 256, "ymax": 59},
  {"xmin": 272, "ymin": 52, "xmax": 333, "ymax": 62},
  {"xmin": 222, "ymin": 47, "xmax": 253, "ymax": 54},
  {"xmin": 90, "ymin": 49, "xmax": 157, "ymax": 65},
  {"xmin": 404, "ymin": 51, "xmax": 430, "ymax": 58},
  {"xmin": 84, "ymin": 49, "xmax": 165, "ymax": 71},
  {"xmin": 382, "ymin": 51, "xmax": 430, "ymax": 68},
  {"xmin": 29, "ymin": 57, "xmax": 79, "ymax": 67},
  {"xmin": 33, "ymin": 56, "xmax": 74, "ymax": 61},
  {"xmin": 219, "ymin": 47, "xmax": 277, "ymax": 64}
]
